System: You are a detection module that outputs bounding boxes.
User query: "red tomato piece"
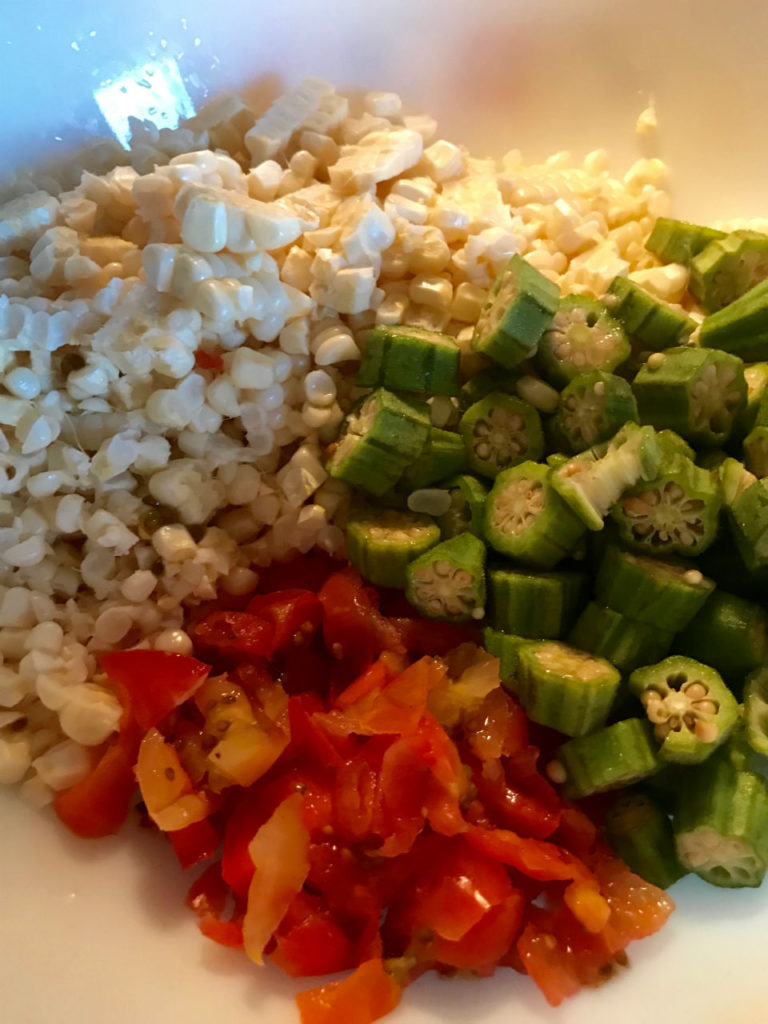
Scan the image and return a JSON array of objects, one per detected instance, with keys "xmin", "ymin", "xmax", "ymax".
[
  {"xmin": 296, "ymin": 958, "xmax": 402, "ymax": 1024},
  {"xmin": 318, "ymin": 569, "xmax": 405, "ymax": 675},
  {"xmin": 53, "ymin": 725, "xmax": 140, "ymax": 838},
  {"xmin": 271, "ymin": 892, "xmax": 354, "ymax": 977},
  {"xmin": 246, "ymin": 589, "xmax": 323, "ymax": 652},
  {"xmin": 194, "ymin": 349, "xmax": 224, "ymax": 372},
  {"xmin": 187, "ymin": 863, "xmax": 244, "ymax": 949},
  {"xmin": 388, "ymin": 616, "xmax": 482, "ymax": 656},
  {"xmin": 99, "ymin": 650, "xmax": 210, "ymax": 732},
  {"xmin": 168, "ymin": 817, "xmax": 220, "ymax": 870},
  {"xmin": 420, "ymin": 891, "xmax": 525, "ymax": 971},
  {"xmin": 193, "ymin": 611, "xmax": 275, "ymax": 659},
  {"xmin": 257, "ymin": 550, "xmax": 344, "ymax": 594},
  {"xmin": 465, "ymin": 824, "xmax": 594, "ymax": 885}
]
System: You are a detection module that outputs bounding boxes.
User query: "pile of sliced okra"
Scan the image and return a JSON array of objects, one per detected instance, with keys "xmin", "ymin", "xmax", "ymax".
[{"xmin": 326, "ymin": 218, "xmax": 768, "ymax": 891}]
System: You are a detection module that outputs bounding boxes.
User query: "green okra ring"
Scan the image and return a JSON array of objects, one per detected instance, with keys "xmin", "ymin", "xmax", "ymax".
[
  {"xmin": 346, "ymin": 506, "xmax": 441, "ymax": 589},
  {"xmin": 535, "ymin": 294, "xmax": 631, "ymax": 387},
  {"xmin": 459, "ymin": 392, "xmax": 544, "ymax": 479},
  {"xmin": 550, "ymin": 718, "xmax": 661, "ymax": 799},
  {"xmin": 604, "ymin": 790, "xmax": 688, "ymax": 889},
  {"xmin": 405, "ymin": 531, "xmax": 486, "ymax": 622}
]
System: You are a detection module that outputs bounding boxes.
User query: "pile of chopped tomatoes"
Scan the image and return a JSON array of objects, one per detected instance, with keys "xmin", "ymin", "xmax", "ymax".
[{"xmin": 53, "ymin": 552, "xmax": 674, "ymax": 1024}]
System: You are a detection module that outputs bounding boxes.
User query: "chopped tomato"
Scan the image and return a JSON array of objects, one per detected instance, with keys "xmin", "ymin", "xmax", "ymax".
[
  {"xmin": 169, "ymin": 817, "xmax": 220, "ymax": 870},
  {"xmin": 271, "ymin": 892, "xmax": 354, "ymax": 977},
  {"xmin": 256, "ymin": 550, "xmax": 344, "ymax": 594},
  {"xmin": 53, "ymin": 725, "xmax": 140, "ymax": 838},
  {"xmin": 99, "ymin": 650, "xmax": 210, "ymax": 732},
  {"xmin": 465, "ymin": 823, "xmax": 594, "ymax": 885},
  {"xmin": 388, "ymin": 616, "xmax": 482, "ymax": 655},
  {"xmin": 194, "ymin": 348, "xmax": 224, "ymax": 372},
  {"xmin": 296, "ymin": 958, "xmax": 402, "ymax": 1024},
  {"xmin": 135, "ymin": 728, "xmax": 211, "ymax": 831},
  {"xmin": 242, "ymin": 792, "xmax": 311, "ymax": 964},
  {"xmin": 193, "ymin": 610, "xmax": 275, "ymax": 659},
  {"xmin": 187, "ymin": 863, "xmax": 244, "ymax": 949},
  {"xmin": 246, "ymin": 589, "xmax": 323, "ymax": 651},
  {"xmin": 318, "ymin": 569, "xmax": 405, "ymax": 675}
]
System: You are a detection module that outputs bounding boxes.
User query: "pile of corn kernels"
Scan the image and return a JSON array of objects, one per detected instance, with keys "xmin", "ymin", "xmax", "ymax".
[{"xmin": 0, "ymin": 77, "xmax": 677, "ymax": 806}]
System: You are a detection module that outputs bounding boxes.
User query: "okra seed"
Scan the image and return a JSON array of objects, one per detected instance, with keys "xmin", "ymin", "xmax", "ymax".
[
  {"xmin": 646, "ymin": 352, "xmax": 666, "ymax": 370},
  {"xmin": 683, "ymin": 569, "xmax": 704, "ymax": 585}
]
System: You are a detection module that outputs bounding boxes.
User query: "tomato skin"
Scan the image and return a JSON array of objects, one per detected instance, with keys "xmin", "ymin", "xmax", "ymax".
[
  {"xmin": 296, "ymin": 958, "xmax": 402, "ymax": 1024},
  {"xmin": 246, "ymin": 590, "xmax": 323, "ymax": 652},
  {"xmin": 99, "ymin": 650, "xmax": 210, "ymax": 732},
  {"xmin": 187, "ymin": 863, "xmax": 244, "ymax": 949},
  {"xmin": 168, "ymin": 817, "xmax": 220, "ymax": 870},
  {"xmin": 388, "ymin": 616, "xmax": 482, "ymax": 656},
  {"xmin": 193, "ymin": 610, "xmax": 275, "ymax": 659},
  {"xmin": 318, "ymin": 569, "xmax": 405, "ymax": 675},
  {"xmin": 53, "ymin": 725, "xmax": 140, "ymax": 838},
  {"xmin": 194, "ymin": 349, "xmax": 224, "ymax": 372},
  {"xmin": 256, "ymin": 550, "xmax": 344, "ymax": 594},
  {"xmin": 271, "ymin": 892, "xmax": 354, "ymax": 977}
]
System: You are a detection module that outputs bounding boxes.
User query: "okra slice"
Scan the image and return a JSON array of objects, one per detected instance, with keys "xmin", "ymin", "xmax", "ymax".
[
  {"xmin": 488, "ymin": 566, "xmax": 587, "ymax": 639},
  {"xmin": 612, "ymin": 455, "xmax": 722, "ymax": 557},
  {"xmin": 346, "ymin": 507, "xmax": 440, "ymax": 589},
  {"xmin": 654, "ymin": 428, "xmax": 695, "ymax": 467},
  {"xmin": 633, "ymin": 346, "xmax": 747, "ymax": 448},
  {"xmin": 551, "ymin": 719, "xmax": 661, "ymax": 799},
  {"xmin": 716, "ymin": 457, "xmax": 758, "ymax": 508},
  {"xmin": 673, "ymin": 751, "xmax": 768, "ymax": 887},
  {"xmin": 567, "ymin": 602, "xmax": 674, "ymax": 676},
  {"xmin": 551, "ymin": 422, "xmax": 662, "ymax": 531},
  {"xmin": 594, "ymin": 545, "xmax": 714, "ymax": 632},
  {"xmin": 484, "ymin": 461, "xmax": 586, "ymax": 568},
  {"xmin": 733, "ymin": 362, "xmax": 768, "ymax": 439},
  {"xmin": 604, "ymin": 790, "xmax": 687, "ymax": 889},
  {"xmin": 674, "ymin": 591, "xmax": 768, "ymax": 684},
  {"xmin": 471, "ymin": 253, "xmax": 560, "ymax": 369},
  {"xmin": 399, "ymin": 427, "xmax": 467, "ymax": 490},
  {"xmin": 743, "ymin": 425, "xmax": 768, "ymax": 478},
  {"xmin": 553, "ymin": 370, "xmax": 639, "ymax": 453},
  {"xmin": 435, "ymin": 474, "xmax": 488, "ymax": 541},
  {"xmin": 514, "ymin": 640, "xmax": 621, "ymax": 737},
  {"xmin": 744, "ymin": 666, "xmax": 768, "ymax": 758},
  {"xmin": 458, "ymin": 367, "xmax": 520, "ymax": 414},
  {"xmin": 728, "ymin": 476, "xmax": 768, "ymax": 572},
  {"xmin": 405, "ymin": 532, "xmax": 486, "ymax": 622},
  {"xmin": 698, "ymin": 276, "xmax": 768, "ymax": 361},
  {"xmin": 483, "ymin": 626, "xmax": 527, "ymax": 682},
  {"xmin": 459, "ymin": 392, "xmax": 544, "ymax": 479},
  {"xmin": 690, "ymin": 229, "xmax": 768, "ymax": 312},
  {"xmin": 357, "ymin": 323, "xmax": 461, "ymax": 396},
  {"xmin": 327, "ymin": 388, "xmax": 430, "ymax": 496},
  {"xmin": 605, "ymin": 276, "xmax": 695, "ymax": 351},
  {"xmin": 629, "ymin": 655, "xmax": 739, "ymax": 765},
  {"xmin": 645, "ymin": 216, "xmax": 726, "ymax": 266},
  {"xmin": 535, "ymin": 295, "xmax": 630, "ymax": 387}
]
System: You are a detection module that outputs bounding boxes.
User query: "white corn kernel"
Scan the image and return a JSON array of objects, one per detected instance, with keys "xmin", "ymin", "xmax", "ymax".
[
  {"xmin": 153, "ymin": 629, "xmax": 194, "ymax": 655},
  {"xmin": 59, "ymin": 684, "xmax": 122, "ymax": 746},
  {"xmin": 363, "ymin": 91, "xmax": 402, "ymax": 118},
  {"xmin": 303, "ymin": 370, "xmax": 337, "ymax": 407},
  {"xmin": 313, "ymin": 329, "xmax": 361, "ymax": 366},
  {"xmin": 422, "ymin": 139, "xmax": 464, "ymax": 182},
  {"xmin": 230, "ymin": 347, "xmax": 276, "ymax": 389},
  {"xmin": 121, "ymin": 570, "xmax": 157, "ymax": 603},
  {"xmin": 0, "ymin": 735, "xmax": 31, "ymax": 784},
  {"xmin": 24, "ymin": 621, "xmax": 64, "ymax": 654},
  {"xmin": 0, "ymin": 665, "xmax": 26, "ymax": 706},
  {"xmin": 408, "ymin": 274, "xmax": 453, "ymax": 311},
  {"xmin": 220, "ymin": 566, "xmax": 260, "ymax": 596},
  {"xmin": 152, "ymin": 524, "xmax": 198, "ymax": 563},
  {"xmin": 5, "ymin": 367, "xmax": 41, "ymax": 399},
  {"xmin": 32, "ymin": 739, "xmax": 91, "ymax": 791},
  {"xmin": 516, "ymin": 375, "xmax": 560, "ymax": 414},
  {"xmin": 407, "ymin": 488, "xmax": 452, "ymax": 516}
]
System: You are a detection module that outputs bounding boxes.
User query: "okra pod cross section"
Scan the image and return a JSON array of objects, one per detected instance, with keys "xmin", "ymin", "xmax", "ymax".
[
  {"xmin": 459, "ymin": 392, "xmax": 544, "ymax": 479},
  {"xmin": 553, "ymin": 370, "xmax": 639, "ymax": 454},
  {"xmin": 405, "ymin": 532, "xmax": 486, "ymax": 623},
  {"xmin": 536, "ymin": 294, "xmax": 630, "ymax": 387}
]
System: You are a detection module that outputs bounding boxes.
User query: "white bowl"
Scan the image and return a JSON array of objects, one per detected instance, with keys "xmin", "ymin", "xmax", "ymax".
[{"xmin": 1, "ymin": 3, "xmax": 767, "ymax": 1023}]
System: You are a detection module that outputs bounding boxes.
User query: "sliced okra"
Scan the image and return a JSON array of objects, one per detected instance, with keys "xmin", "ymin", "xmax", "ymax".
[
  {"xmin": 514, "ymin": 640, "xmax": 621, "ymax": 737},
  {"xmin": 553, "ymin": 370, "xmax": 639, "ymax": 453},
  {"xmin": 698, "ymin": 276, "xmax": 768, "ymax": 362},
  {"xmin": 633, "ymin": 346, "xmax": 747, "ymax": 448},
  {"xmin": 690, "ymin": 229, "xmax": 768, "ymax": 312},
  {"xmin": 346, "ymin": 507, "xmax": 440, "ymax": 589},
  {"xmin": 612, "ymin": 455, "xmax": 722, "ymax": 557},
  {"xmin": 674, "ymin": 590, "xmax": 768, "ymax": 684},
  {"xmin": 727, "ymin": 476, "xmax": 768, "ymax": 572},
  {"xmin": 398, "ymin": 427, "xmax": 467, "ymax": 491},
  {"xmin": 550, "ymin": 422, "xmax": 662, "ymax": 531},
  {"xmin": 535, "ymin": 294, "xmax": 630, "ymax": 387},
  {"xmin": 471, "ymin": 253, "xmax": 560, "ymax": 369},
  {"xmin": 327, "ymin": 387, "xmax": 430, "ymax": 496},
  {"xmin": 629, "ymin": 656, "xmax": 739, "ymax": 765},
  {"xmin": 673, "ymin": 750, "xmax": 768, "ymax": 887},
  {"xmin": 405, "ymin": 532, "xmax": 486, "ymax": 623},
  {"xmin": 567, "ymin": 602, "xmax": 674, "ymax": 676},
  {"xmin": 603, "ymin": 790, "xmax": 688, "ymax": 889},
  {"xmin": 605, "ymin": 276, "xmax": 695, "ymax": 350},
  {"xmin": 550, "ymin": 719, "xmax": 661, "ymax": 799},
  {"xmin": 437, "ymin": 474, "xmax": 487, "ymax": 540},
  {"xmin": 743, "ymin": 424, "xmax": 768, "ymax": 478},
  {"xmin": 645, "ymin": 216, "xmax": 726, "ymax": 266},
  {"xmin": 483, "ymin": 626, "xmax": 527, "ymax": 683},
  {"xmin": 744, "ymin": 666, "xmax": 768, "ymax": 758},
  {"xmin": 488, "ymin": 566, "xmax": 587, "ymax": 639},
  {"xmin": 356, "ymin": 323, "xmax": 461, "ymax": 396},
  {"xmin": 483, "ymin": 461, "xmax": 586, "ymax": 568},
  {"xmin": 458, "ymin": 366, "xmax": 520, "ymax": 414},
  {"xmin": 733, "ymin": 362, "xmax": 768, "ymax": 439},
  {"xmin": 459, "ymin": 392, "xmax": 544, "ymax": 479},
  {"xmin": 716, "ymin": 457, "xmax": 758, "ymax": 508},
  {"xmin": 654, "ymin": 428, "xmax": 695, "ymax": 467},
  {"xmin": 594, "ymin": 544, "xmax": 714, "ymax": 632}
]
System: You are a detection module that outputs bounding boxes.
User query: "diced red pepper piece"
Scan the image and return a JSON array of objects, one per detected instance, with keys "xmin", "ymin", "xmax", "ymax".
[
  {"xmin": 168, "ymin": 817, "xmax": 220, "ymax": 870},
  {"xmin": 296, "ymin": 958, "xmax": 402, "ymax": 1024},
  {"xmin": 246, "ymin": 589, "xmax": 323, "ymax": 652},
  {"xmin": 100, "ymin": 650, "xmax": 210, "ymax": 732},
  {"xmin": 192, "ymin": 610, "xmax": 274, "ymax": 659}
]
